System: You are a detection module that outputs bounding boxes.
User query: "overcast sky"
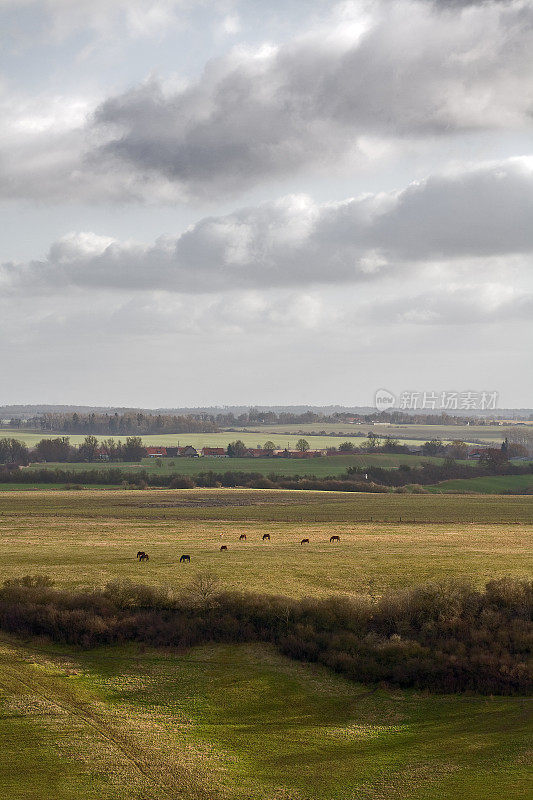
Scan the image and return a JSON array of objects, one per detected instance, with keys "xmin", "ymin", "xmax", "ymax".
[{"xmin": 1, "ymin": 0, "xmax": 531, "ymax": 408}]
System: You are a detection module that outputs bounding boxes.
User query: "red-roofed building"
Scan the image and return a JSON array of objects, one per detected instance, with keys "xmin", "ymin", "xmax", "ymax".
[
  {"xmin": 201, "ymin": 447, "xmax": 226, "ymax": 457},
  {"xmin": 146, "ymin": 446, "xmax": 167, "ymax": 457}
]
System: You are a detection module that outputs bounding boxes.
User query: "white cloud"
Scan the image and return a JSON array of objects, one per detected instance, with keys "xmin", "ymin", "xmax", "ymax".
[{"xmin": 3, "ymin": 157, "xmax": 531, "ymax": 294}]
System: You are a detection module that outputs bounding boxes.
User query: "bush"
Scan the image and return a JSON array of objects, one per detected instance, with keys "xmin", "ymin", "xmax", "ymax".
[{"xmin": 0, "ymin": 576, "xmax": 530, "ymax": 695}]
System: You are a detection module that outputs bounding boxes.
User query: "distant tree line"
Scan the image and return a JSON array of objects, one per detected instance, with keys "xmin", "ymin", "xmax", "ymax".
[
  {"xmin": 0, "ymin": 435, "xmax": 148, "ymax": 466},
  {"xmin": 2, "ymin": 456, "xmax": 532, "ymax": 492},
  {"xmin": 11, "ymin": 412, "xmax": 219, "ymax": 435},
  {"xmin": 0, "ymin": 575, "xmax": 530, "ymax": 695},
  {"xmin": 210, "ymin": 409, "xmax": 510, "ymax": 427}
]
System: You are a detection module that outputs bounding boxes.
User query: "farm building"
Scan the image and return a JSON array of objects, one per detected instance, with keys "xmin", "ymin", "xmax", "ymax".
[
  {"xmin": 146, "ymin": 446, "xmax": 167, "ymax": 457},
  {"xmin": 180, "ymin": 445, "xmax": 199, "ymax": 457},
  {"xmin": 201, "ymin": 447, "xmax": 226, "ymax": 457}
]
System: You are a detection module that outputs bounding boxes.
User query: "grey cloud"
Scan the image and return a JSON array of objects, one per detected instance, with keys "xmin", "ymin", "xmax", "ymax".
[
  {"xmin": 91, "ymin": 0, "xmax": 533, "ymax": 198},
  {"xmin": 2, "ymin": 158, "xmax": 532, "ymax": 294},
  {"xmin": 2, "ymin": 0, "xmax": 532, "ymax": 202}
]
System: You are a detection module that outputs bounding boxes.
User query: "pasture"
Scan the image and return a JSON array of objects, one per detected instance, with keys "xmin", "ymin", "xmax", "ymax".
[
  {"xmin": 428, "ymin": 473, "xmax": 533, "ymax": 494},
  {"xmin": 21, "ymin": 451, "xmax": 470, "ymax": 479},
  {"xmin": 0, "ymin": 489, "xmax": 531, "ymax": 597},
  {"xmin": 0, "ymin": 487, "xmax": 531, "ymax": 799}
]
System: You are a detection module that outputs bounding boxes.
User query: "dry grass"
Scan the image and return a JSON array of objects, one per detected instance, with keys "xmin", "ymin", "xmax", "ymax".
[{"xmin": 0, "ymin": 489, "xmax": 531, "ymax": 597}]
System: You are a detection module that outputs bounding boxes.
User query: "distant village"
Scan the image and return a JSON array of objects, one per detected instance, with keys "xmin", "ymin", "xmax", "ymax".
[{"xmin": 130, "ymin": 445, "xmax": 328, "ymax": 460}]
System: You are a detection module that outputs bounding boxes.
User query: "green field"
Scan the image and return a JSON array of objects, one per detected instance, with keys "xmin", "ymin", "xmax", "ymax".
[
  {"xmin": 0, "ymin": 487, "xmax": 531, "ymax": 799},
  {"xmin": 21, "ymin": 451, "xmax": 469, "ymax": 478},
  {"xmin": 0, "ymin": 635, "xmax": 530, "ymax": 800},
  {"xmin": 139, "ymin": 453, "xmax": 468, "ymax": 475},
  {"xmin": 429, "ymin": 473, "xmax": 533, "ymax": 494}
]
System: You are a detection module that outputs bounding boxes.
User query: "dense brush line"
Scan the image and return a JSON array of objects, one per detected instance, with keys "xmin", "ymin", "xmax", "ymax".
[
  {"xmin": 0, "ymin": 576, "xmax": 530, "ymax": 695},
  {"xmin": 1, "ymin": 463, "xmax": 533, "ymax": 492}
]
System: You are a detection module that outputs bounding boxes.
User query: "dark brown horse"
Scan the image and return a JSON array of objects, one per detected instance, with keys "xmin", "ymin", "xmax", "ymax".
[
  {"xmin": 139, "ymin": 552, "xmax": 149, "ymax": 561},
  {"xmin": 262, "ymin": 533, "xmax": 270, "ymax": 541},
  {"xmin": 179, "ymin": 554, "xmax": 191, "ymax": 563},
  {"xmin": 239, "ymin": 534, "xmax": 247, "ymax": 541},
  {"xmin": 330, "ymin": 535, "xmax": 340, "ymax": 543},
  {"xmin": 301, "ymin": 538, "xmax": 309, "ymax": 545},
  {"xmin": 136, "ymin": 551, "xmax": 146, "ymax": 559},
  {"xmin": 220, "ymin": 545, "xmax": 228, "ymax": 551}
]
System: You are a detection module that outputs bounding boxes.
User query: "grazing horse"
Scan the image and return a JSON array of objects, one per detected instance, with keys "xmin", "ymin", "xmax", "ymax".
[
  {"xmin": 136, "ymin": 551, "xmax": 146, "ymax": 559},
  {"xmin": 220, "ymin": 545, "xmax": 228, "ymax": 551},
  {"xmin": 239, "ymin": 534, "xmax": 247, "ymax": 541},
  {"xmin": 262, "ymin": 533, "xmax": 270, "ymax": 541},
  {"xmin": 179, "ymin": 554, "xmax": 190, "ymax": 563},
  {"xmin": 139, "ymin": 552, "xmax": 149, "ymax": 561},
  {"xmin": 330, "ymin": 535, "xmax": 340, "ymax": 543},
  {"xmin": 301, "ymin": 538, "xmax": 309, "ymax": 545}
]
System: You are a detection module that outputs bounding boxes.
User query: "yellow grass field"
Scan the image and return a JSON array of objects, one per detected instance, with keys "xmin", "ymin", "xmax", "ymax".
[{"xmin": 0, "ymin": 488, "xmax": 531, "ymax": 597}]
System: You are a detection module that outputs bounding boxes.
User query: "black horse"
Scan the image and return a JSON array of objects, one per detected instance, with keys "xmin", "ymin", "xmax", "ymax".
[
  {"xmin": 139, "ymin": 552, "xmax": 149, "ymax": 561},
  {"xmin": 330, "ymin": 535, "xmax": 340, "ymax": 543},
  {"xmin": 179, "ymin": 554, "xmax": 191, "ymax": 563},
  {"xmin": 220, "ymin": 545, "xmax": 228, "ymax": 551},
  {"xmin": 301, "ymin": 538, "xmax": 310, "ymax": 544},
  {"xmin": 239, "ymin": 534, "xmax": 247, "ymax": 541},
  {"xmin": 262, "ymin": 533, "xmax": 270, "ymax": 541},
  {"xmin": 136, "ymin": 551, "xmax": 146, "ymax": 559}
]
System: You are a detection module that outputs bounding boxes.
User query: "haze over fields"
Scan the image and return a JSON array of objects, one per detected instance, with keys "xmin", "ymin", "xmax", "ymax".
[{"xmin": 1, "ymin": 0, "xmax": 532, "ymax": 408}]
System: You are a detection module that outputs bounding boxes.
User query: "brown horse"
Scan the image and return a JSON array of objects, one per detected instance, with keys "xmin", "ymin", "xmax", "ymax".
[
  {"xmin": 330, "ymin": 535, "xmax": 340, "ymax": 543},
  {"xmin": 139, "ymin": 552, "xmax": 149, "ymax": 561},
  {"xmin": 239, "ymin": 534, "xmax": 247, "ymax": 541},
  {"xmin": 262, "ymin": 533, "xmax": 270, "ymax": 541},
  {"xmin": 301, "ymin": 538, "xmax": 310, "ymax": 545},
  {"xmin": 220, "ymin": 545, "xmax": 228, "ymax": 551},
  {"xmin": 179, "ymin": 554, "xmax": 191, "ymax": 563}
]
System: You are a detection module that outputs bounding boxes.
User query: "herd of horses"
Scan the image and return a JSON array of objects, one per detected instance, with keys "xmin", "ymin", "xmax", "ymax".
[{"xmin": 136, "ymin": 534, "xmax": 341, "ymax": 563}]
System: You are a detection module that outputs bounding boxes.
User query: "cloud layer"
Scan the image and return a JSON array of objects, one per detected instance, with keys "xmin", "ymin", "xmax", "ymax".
[
  {"xmin": 3, "ymin": 157, "xmax": 532, "ymax": 293},
  {"xmin": 1, "ymin": 0, "xmax": 532, "ymax": 202}
]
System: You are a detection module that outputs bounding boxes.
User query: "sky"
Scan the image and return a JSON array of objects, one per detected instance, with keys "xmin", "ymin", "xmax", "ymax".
[{"xmin": 0, "ymin": 0, "xmax": 532, "ymax": 409}]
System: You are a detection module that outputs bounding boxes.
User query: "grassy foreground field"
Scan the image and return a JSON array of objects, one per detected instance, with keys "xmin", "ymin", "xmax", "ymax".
[
  {"xmin": 0, "ymin": 488, "xmax": 531, "ymax": 799},
  {"xmin": 1, "ymin": 635, "xmax": 531, "ymax": 800}
]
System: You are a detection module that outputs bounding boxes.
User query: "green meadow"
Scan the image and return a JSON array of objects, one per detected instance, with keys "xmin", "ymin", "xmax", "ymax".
[
  {"xmin": 0, "ymin": 487, "xmax": 531, "ymax": 799},
  {"xmin": 0, "ymin": 635, "xmax": 531, "ymax": 800},
  {"xmin": 428, "ymin": 473, "xmax": 533, "ymax": 494},
  {"xmin": 21, "ymin": 451, "xmax": 468, "ymax": 479}
]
